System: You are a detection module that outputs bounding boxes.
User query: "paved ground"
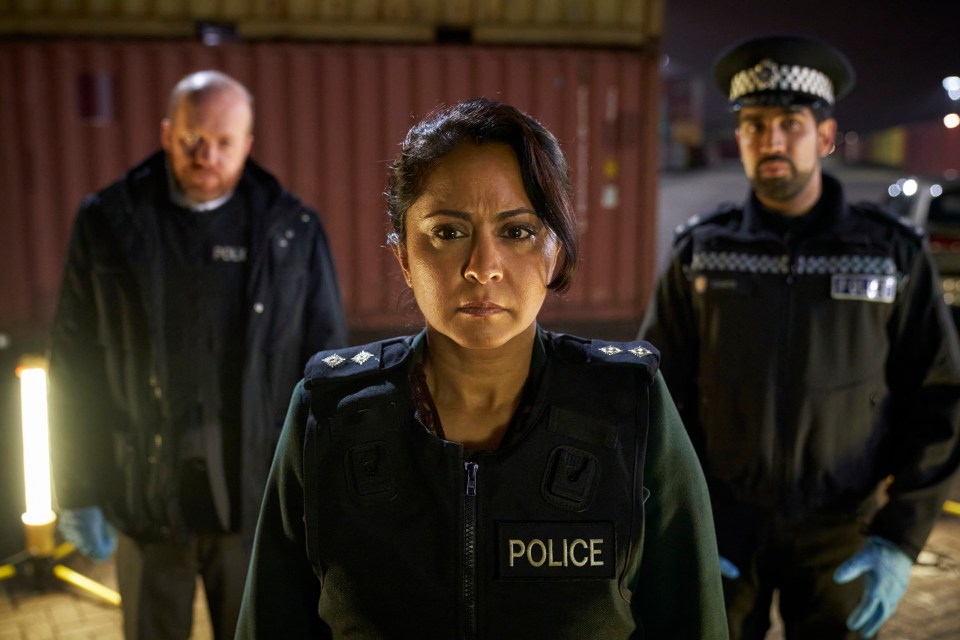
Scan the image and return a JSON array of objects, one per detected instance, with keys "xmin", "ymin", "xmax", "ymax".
[
  {"xmin": 764, "ymin": 511, "xmax": 960, "ymax": 640},
  {"xmin": 0, "ymin": 553, "xmax": 212, "ymax": 639}
]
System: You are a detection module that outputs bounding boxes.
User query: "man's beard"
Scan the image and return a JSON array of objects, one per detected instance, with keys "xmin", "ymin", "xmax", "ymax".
[{"xmin": 749, "ymin": 156, "xmax": 814, "ymax": 203}]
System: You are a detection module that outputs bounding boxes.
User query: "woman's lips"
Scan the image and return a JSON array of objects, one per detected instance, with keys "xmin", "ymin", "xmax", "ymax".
[{"xmin": 459, "ymin": 302, "xmax": 505, "ymax": 316}]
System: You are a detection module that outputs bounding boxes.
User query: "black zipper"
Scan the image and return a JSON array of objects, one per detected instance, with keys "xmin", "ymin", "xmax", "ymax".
[
  {"xmin": 463, "ymin": 461, "xmax": 479, "ymax": 640},
  {"xmin": 775, "ymin": 246, "xmax": 797, "ymax": 504}
]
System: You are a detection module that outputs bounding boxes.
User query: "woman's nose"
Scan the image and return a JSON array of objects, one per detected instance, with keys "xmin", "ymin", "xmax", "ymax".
[{"xmin": 463, "ymin": 235, "xmax": 503, "ymax": 284}]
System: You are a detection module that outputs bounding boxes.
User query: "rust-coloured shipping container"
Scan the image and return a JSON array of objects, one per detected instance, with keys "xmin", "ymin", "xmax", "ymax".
[
  {"xmin": 902, "ymin": 122, "xmax": 960, "ymax": 177},
  {"xmin": 0, "ymin": 38, "xmax": 661, "ymax": 346},
  {"xmin": 0, "ymin": 0, "xmax": 662, "ymax": 47},
  {"xmin": 861, "ymin": 122, "xmax": 959, "ymax": 177}
]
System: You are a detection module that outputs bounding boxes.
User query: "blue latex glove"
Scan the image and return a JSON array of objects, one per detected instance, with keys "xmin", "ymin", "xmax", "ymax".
[
  {"xmin": 57, "ymin": 507, "xmax": 117, "ymax": 561},
  {"xmin": 833, "ymin": 536, "xmax": 913, "ymax": 639},
  {"xmin": 719, "ymin": 554, "xmax": 741, "ymax": 579}
]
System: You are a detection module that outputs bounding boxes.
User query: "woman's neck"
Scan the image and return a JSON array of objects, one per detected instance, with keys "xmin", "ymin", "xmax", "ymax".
[{"xmin": 422, "ymin": 325, "xmax": 536, "ymax": 450}]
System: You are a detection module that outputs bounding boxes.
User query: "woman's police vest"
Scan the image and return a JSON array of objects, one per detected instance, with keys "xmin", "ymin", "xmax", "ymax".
[{"xmin": 300, "ymin": 330, "xmax": 659, "ymax": 639}]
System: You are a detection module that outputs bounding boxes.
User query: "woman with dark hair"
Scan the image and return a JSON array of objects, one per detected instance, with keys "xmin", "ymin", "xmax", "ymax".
[{"xmin": 237, "ymin": 98, "xmax": 727, "ymax": 639}]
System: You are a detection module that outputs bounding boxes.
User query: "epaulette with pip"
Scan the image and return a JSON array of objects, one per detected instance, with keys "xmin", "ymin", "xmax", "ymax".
[
  {"xmin": 548, "ymin": 332, "xmax": 660, "ymax": 380},
  {"xmin": 304, "ymin": 336, "xmax": 413, "ymax": 387},
  {"xmin": 672, "ymin": 202, "xmax": 741, "ymax": 243}
]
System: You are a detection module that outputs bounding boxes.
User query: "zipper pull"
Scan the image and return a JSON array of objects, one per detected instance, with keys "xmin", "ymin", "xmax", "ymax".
[{"xmin": 464, "ymin": 461, "xmax": 478, "ymax": 496}]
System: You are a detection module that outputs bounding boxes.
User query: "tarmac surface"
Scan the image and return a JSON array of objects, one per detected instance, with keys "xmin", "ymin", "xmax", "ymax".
[{"xmin": 2, "ymin": 162, "xmax": 958, "ymax": 639}]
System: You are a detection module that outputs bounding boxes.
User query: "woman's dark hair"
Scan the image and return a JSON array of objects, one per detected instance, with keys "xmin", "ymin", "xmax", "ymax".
[{"xmin": 386, "ymin": 97, "xmax": 580, "ymax": 293}]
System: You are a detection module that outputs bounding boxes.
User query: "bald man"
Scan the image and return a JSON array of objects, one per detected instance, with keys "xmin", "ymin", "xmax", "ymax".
[{"xmin": 48, "ymin": 70, "xmax": 348, "ymax": 639}]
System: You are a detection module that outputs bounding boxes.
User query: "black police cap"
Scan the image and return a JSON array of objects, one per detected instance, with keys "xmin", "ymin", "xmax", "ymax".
[{"xmin": 713, "ymin": 35, "xmax": 855, "ymax": 109}]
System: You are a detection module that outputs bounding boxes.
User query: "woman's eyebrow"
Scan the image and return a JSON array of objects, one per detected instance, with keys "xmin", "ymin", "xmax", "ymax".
[{"xmin": 423, "ymin": 207, "xmax": 536, "ymax": 220}]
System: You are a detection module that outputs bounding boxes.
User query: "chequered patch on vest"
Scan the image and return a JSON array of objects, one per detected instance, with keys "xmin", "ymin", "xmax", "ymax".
[
  {"xmin": 692, "ymin": 251, "xmax": 898, "ymax": 277},
  {"xmin": 691, "ymin": 251, "xmax": 789, "ymax": 274},
  {"xmin": 795, "ymin": 255, "xmax": 896, "ymax": 275}
]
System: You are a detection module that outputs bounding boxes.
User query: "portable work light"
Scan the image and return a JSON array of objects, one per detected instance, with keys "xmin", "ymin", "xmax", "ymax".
[
  {"xmin": 17, "ymin": 356, "xmax": 56, "ymax": 556},
  {"xmin": 0, "ymin": 354, "xmax": 121, "ymax": 606}
]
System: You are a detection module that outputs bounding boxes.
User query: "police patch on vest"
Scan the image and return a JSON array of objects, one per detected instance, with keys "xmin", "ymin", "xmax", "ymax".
[
  {"xmin": 498, "ymin": 521, "xmax": 615, "ymax": 579},
  {"xmin": 211, "ymin": 245, "xmax": 247, "ymax": 262},
  {"xmin": 830, "ymin": 274, "xmax": 896, "ymax": 303}
]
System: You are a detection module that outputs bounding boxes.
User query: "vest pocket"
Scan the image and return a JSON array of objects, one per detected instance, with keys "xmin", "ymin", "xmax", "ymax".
[
  {"xmin": 344, "ymin": 442, "xmax": 397, "ymax": 503},
  {"xmin": 328, "ymin": 402, "xmax": 403, "ymax": 505},
  {"xmin": 541, "ymin": 445, "xmax": 600, "ymax": 512}
]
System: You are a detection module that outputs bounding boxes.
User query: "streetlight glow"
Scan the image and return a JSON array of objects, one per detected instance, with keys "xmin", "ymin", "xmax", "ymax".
[{"xmin": 944, "ymin": 76, "xmax": 960, "ymax": 101}]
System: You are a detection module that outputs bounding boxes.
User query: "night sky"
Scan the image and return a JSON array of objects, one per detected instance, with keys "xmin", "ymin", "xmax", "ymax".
[{"xmin": 661, "ymin": 0, "xmax": 960, "ymax": 134}]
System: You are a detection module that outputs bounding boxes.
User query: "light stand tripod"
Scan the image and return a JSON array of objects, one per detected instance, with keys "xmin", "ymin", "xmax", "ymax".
[
  {"xmin": 0, "ymin": 536, "xmax": 121, "ymax": 606},
  {"xmin": 0, "ymin": 356, "xmax": 120, "ymax": 606}
]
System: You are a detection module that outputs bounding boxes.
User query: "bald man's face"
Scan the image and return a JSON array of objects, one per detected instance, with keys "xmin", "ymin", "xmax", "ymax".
[{"xmin": 161, "ymin": 88, "xmax": 253, "ymax": 204}]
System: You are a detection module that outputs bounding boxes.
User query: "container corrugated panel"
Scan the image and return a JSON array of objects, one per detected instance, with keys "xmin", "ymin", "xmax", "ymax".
[
  {"xmin": 0, "ymin": 39, "xmax": 660, "ymax": 342},
  {"xmin": 861, "ymin": 127, "xmax": 907, "ymax": 168},
  {"xmin": 862, "ymin": 123, "xmax": 960, "ymax": 176},
  {"xmin": 0, "ymin": 0, "xmax": 663, "ymax": 47},
  {"xmin": 903, "ymin": 122, "xmax": 960, "ymax": 176}
]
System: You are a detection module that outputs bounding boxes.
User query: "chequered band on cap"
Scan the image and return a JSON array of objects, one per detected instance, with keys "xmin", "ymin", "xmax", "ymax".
[{"xmin": 729, "ymin": 58, "xmax": 835, "ymax": 105}]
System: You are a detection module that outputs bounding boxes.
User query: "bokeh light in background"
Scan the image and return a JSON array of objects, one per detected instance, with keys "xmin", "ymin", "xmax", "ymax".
[{"xmin": 944, "ymin": 76, "xmax": 960, "ymax": 101}]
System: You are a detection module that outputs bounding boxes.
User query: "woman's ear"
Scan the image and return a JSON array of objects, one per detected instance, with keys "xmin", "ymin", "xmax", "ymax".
[
  {"xmin": 391, "ymin": 241, "xmax": 412, "ymax": 288},
  {"xmin": 550, "ymin": 240, "xmax": 562, "ymax": 279}
]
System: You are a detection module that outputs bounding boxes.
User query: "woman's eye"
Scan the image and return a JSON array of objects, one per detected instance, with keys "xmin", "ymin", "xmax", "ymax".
[
  {"xmin": 433, "ymin": 226, "xmax": 465, "ymax": 240},
  {"xmin": 505, "ymin": 225, "xmax": 535, "ymax": 240}
]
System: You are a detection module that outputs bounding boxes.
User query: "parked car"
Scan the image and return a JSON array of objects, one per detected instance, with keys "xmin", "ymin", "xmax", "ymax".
[{"xmin": 885, "ymin": 174, "xmax": 960, "ymax": 316}]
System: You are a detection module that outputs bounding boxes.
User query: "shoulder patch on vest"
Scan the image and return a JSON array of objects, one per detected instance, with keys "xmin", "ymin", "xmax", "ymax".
[
  {"xmin": 852, "ymin": 200, "xmax": 924, "ymax": 238},
  {"xmin": 305, "ymin": 336, "xmax": 413, "ymax": 383},
  {"xmin": 674, "ymin": 202, "xmax": 741, "ymax": 242}
]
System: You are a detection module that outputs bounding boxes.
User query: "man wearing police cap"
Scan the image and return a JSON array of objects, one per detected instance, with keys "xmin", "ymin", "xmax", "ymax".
[{"xmin": 641, "ymin": 35, "xmax": 960, "ymax": 639}]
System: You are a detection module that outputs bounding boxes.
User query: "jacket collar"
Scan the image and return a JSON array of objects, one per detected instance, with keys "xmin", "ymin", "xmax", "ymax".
[
  {"xmin": 400, "ymin": 326, "xmax": 547, "ymax": 383},
  {"xmin": 740, "ymin": 172, "xmax": 847, "ymax": 237},
  {"xmin": 121, "ymin": 150, "xmax": 289, "ymax": 221}
]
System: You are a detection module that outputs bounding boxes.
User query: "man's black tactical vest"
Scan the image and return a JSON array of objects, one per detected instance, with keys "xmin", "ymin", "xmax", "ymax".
[{"xmin": 299, "ymin": 329, "xmax": 659, "ymax": 639}]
